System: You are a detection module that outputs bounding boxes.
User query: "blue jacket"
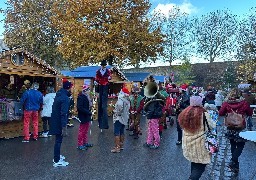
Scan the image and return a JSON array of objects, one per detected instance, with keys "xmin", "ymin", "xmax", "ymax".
[
  {"xmin": 77, "ymin": 93, "xmax": 92, "ymax": 124},
  {"xmin": 20, "ymin": 89, "xmax": 43, "ymax": 111},
  {"xmin": 49, "ymin": 88, "xmax": 70, "ymax": 135}
]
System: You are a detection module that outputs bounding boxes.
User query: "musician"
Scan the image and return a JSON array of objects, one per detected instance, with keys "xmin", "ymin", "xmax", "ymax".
[{"xmin": 129, "ymin": 86, "xmax": 144, "ymax": 139}]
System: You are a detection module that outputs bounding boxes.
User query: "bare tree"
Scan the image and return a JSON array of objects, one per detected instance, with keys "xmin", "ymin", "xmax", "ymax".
[{"xmin": 191, "ymin": 10, "xmax": 238, "ymax": 63}]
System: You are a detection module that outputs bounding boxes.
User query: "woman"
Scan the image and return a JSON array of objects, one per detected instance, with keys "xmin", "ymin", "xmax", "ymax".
[
  {"xmin": 77, "ymin": 84, "xmax": 93, "ymax": 150},
  {"xmin": 219, "ymin": 88, "xmax": 252, "ymax": 173},
  {"xmin": 179, "ymin": 96, "xmax": 214, "ymax": 180},
  {"xmin": 41, "ymin": 86, "xmax": 56, "ymax": 137}
]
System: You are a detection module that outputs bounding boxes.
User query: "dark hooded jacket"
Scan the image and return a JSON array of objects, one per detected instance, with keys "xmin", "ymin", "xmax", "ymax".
[
  {"xmin": 77, "ymin": 93, "xmax": 92, "ymax": 124},
  {"xmin": 49, "ymin": 88, "xmax": 70, "ymax": 135}
]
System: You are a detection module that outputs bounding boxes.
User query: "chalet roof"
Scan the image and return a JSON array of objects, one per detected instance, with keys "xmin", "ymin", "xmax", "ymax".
[
  {"xmin": 124, "ymin": 72, "xmax": 150, "ymax": 82},
  {"xmin": 62, "ymin": 65, "xmax": 128, "ymax": 81},
  {"xmin": 154, "ymin": 75, "xmax": 165, "ymax": 83},
  {"xmin": 0, "ymin": 48, "xmax": 59, "ymax": 76}
]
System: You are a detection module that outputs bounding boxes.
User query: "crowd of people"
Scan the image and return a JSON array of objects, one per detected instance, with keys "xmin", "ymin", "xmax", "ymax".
[{"xmin": 17, "ymin": 61, "xmax": 256, "ymax": 179}]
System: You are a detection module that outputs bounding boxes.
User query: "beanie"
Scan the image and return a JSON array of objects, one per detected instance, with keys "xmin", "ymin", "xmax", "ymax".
[
  {"xmin": 62, "ymin": 78, "xmax": 73, "ymax": 89},
  {"xmin": 82, "ymin": 84, "xmax": 90, "ymax": 91},
  {"xmin": 190, "ymin": 96, "xmax": 203, "ymax": 106}
]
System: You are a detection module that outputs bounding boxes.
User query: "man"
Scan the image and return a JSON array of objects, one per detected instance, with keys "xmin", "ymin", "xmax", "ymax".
[
  {"xmin": 49, "ymin": 79, "xmax": 72, "ymax": 167},
  {"xmin": 176, "ymin": 89, "xmax": 190, "ymax": 145},
  {"xmin": 20, "ymin": 82, "xmax": 43, "ymax": 142},
  {"xmin": 95, "ymin": 59, "xmax": 112, "ymax": 130}
]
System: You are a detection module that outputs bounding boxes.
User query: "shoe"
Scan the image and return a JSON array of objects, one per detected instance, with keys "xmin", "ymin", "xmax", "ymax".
[
  {"xmin": 77, "ymin": 146, "xmax": 87, "ymax": 150},
  {"xmin": 176, "ymin": 141, "xmax": 182, "ymax": 145},
  {"xmin": 111, "ymin": 147, "xmax": 121, "ymax": 153},
  {"xmin": 40, "ymin": 133, "xmax": 48, "ymax": 138},
  {"xmin": 228, "ymin": 161, "xmax": 239, "ymax": 173},
  {"xmin": 53, "ymin": 160, "xmax": 69, "ymax": 167},
  {"xmin": 32, "ymin": 138, "xmax": 38, "ymax": 141},
  {"xmin": 143, "ymin": 143, "xmax": 152, "ymax": 148},
  {"xmin": 22, "ymin": 140, "xmax": 29, "ymax": 143},
  {"xmin": 134, "ymin": 134, "xmax": 139, "ymax": 139},
  {"xmin": 84, "ymin": 143, "xmax": 93, "ymax": 147},
  {"xmin": 149, "ymin": 145, "xmax": 159, "ymax": 149},
  {"xmin": 52, "ymin": 155, "xmax": 66, "ymax": 163}
]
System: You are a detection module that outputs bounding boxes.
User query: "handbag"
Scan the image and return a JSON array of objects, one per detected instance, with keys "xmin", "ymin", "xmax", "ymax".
[{"xmin": 203, "ymin": 113, "xmax": 218, "ymax": 154}]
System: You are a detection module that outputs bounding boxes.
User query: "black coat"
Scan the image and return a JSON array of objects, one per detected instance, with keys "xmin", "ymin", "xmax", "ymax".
[
  {"xmin": 49, "ymin": 88, "xmax": 70, "ymax": 135},
  {"xmin": 77, "ymin": 93, "xmax": 92, "ymax": 124},
  {"xmin": 144, "ymin": 99, "xmax": 164, "ymax": 119}
]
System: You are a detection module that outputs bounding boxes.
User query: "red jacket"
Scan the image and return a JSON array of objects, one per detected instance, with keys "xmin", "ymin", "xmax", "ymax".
[
  {"xmin": 95, "ymin": 68, "xmax": 112, "ymax": 85},
  {"xmin": 219, "ymin": 100, "xmax": 253, "ymax": 117}
]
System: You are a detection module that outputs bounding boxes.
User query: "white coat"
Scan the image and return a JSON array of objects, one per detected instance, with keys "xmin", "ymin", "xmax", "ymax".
[{"xmin": 41, "ymin": 93, "xmax": 56, "ymax": 117}]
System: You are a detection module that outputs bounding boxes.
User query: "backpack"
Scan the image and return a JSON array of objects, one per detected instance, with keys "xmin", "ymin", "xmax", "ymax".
[
  {"xmin": 146, "ymin": 100, "xmax": 163, "ymax": 118},
  {"xmin": 225, "ymin": 108, "xmax": 245, "ymax": 130}
]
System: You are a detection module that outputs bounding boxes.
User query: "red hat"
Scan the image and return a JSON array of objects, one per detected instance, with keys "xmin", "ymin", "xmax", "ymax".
[
  {"xmin": 122, "ymin": 87, "xmax": 130, "ymax": 95},
  {"xmin": 82, "ymin": 84, "xmax": 90, "ymax": 91}
]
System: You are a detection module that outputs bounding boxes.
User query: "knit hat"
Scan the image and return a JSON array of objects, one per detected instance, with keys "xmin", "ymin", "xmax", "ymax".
[
  {"xmin": 62, "ymin": 78, "xmax": 73, "ymax": 90},
  {"xmin": 82, "ymin": 84, "xmax": 90, "ymax": 91},
  {"xmin": 122, "ymin": 87, "xmax": 130, "ymax": 95},
  {"xmin": 190, "ymin": 96, "xmax": 203, "ymax": 106}
]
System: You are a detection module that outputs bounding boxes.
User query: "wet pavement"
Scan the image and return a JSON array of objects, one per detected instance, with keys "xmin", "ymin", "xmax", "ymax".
[{"xmin": 0, "ymin": 116, "xmax": 256, "ymax": 180}]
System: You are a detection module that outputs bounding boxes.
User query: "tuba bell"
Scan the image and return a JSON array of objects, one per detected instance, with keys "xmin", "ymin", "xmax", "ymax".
[{"xmin": 144, "ymin": 82, "xmax": 159, "ymax": 98}]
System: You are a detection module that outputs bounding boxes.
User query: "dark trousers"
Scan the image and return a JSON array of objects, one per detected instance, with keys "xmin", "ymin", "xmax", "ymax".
[
  {"xmin": 189, "ymin": 162, "xmax": 207, "ymax": 180},
  {"xmin": 98, "ymin": 85, "xmax": 109, "ymax": 129},
  {"xmin": 54, "ymin": 134, "xmax": 63, "ymax": 163},
  {"xmin": 176, "ymin": 113, "xmax": 182, "ymax": 141},
  {"xmin": 230, "ymin": 139, "xmax": 245, "ymax": 163},
  {"xmin": 42, "ymin": 117, "xmax": 50, "ymax": 133}
]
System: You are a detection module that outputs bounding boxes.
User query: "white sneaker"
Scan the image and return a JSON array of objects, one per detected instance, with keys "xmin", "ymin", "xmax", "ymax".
[
  {"xmin": 41, "ymin": 132, "xmax": 48, "ymax": 138},
  {"xmin": 53, "ymin": 160, "xmax": 69, "ymax": 167},
  {"xmin": 52, "ymin": 155, "xmax": 66, "ymax": 163}
]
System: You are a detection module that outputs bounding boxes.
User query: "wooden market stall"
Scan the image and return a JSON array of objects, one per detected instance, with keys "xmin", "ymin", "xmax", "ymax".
[
  {"xmin": 0, "ymin": 48, "xmax": 63, "ymax": 139},
  {"xmin": 62, "ymin": 65, "xmax": 130, "ymax": 119}
]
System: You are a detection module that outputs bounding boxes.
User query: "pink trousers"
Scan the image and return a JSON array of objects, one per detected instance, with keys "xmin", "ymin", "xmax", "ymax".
[
  {"xmin": 77, "ymin": 122, "xmax": 90, "ymax": 146},
  {"xmin": 23, "ymin": 110, "xmax": 39, "ymax": 140},
  {"xmin": 146, "ymin": 118, "xmax": 160, "ymax": 146}
]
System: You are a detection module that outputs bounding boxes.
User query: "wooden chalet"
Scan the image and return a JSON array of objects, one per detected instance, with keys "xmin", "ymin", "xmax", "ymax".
[{"xmin": 0, "ymin": 48, "xmax": 63, "ymax": 139}]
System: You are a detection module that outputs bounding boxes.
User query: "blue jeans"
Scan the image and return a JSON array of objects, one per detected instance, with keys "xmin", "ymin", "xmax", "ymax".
[
  {"xmin": 54, "ymin": 134, "xmax": 63, "ymax": 163},
  {"xmin": 247, "ymin": 116, "xmax": 253, "ymax": 129},
  {"xmin": 114, "ymin": 121, "xmax": 125, "ymax": 136},
  {"xmin": 98, "ymin": 85, "xmax": 109, "ymax": 129}
]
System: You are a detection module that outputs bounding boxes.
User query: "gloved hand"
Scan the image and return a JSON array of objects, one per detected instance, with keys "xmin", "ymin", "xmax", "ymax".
[{"xmin": 62, "ymin": 127, "xmax": 68, "ymax": 137}]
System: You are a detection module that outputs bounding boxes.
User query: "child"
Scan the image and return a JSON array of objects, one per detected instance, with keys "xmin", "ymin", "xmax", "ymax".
[
  {"xmin": 111, "ymin": 88, "xmax": 130, "ymax": 153},
  {"xmin": 77, "ymin": 85, "xmax": 93, "ymax": 150},
  {"xmin": 129, "ymin": 86, "xmax": 144, "ymax": 139}
]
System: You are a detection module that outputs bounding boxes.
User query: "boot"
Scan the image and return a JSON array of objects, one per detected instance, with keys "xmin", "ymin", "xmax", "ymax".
[
  {"xmin": 111, "ymin": 136, "xmax": 121, "ymax": 153},
  {"xmin": 120, "ymin": 135, "xmax": 125, "ymax": 150}
]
